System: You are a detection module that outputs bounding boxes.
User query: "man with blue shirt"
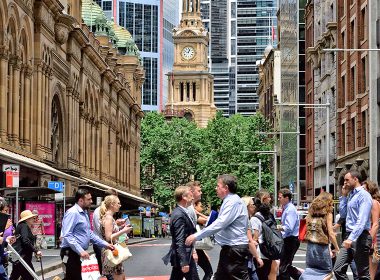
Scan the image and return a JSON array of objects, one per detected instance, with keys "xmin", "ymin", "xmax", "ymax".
[
  {"xmin": 333, "ymin": 170, "xmax": 372, "ymax": 280},
  {"xmin": 277, "ymin": 188, "xmax": 301, "ymax": 280},
  {"xmin": 185, "ymin": 174, "xmax": 249, "ymax": 280},
  {"xmin": 60, "ymin": 189, "xmax": 114, "ymax": 280}
]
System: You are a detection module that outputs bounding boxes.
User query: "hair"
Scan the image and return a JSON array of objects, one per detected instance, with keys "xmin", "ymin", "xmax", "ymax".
[
  {"xmin": 217, "ymin": 174, "xmax": 237, "ymax": 193},
  {"xmin": 253, "ymin": 197, "xmax": 271, "ymax": 218},
  {"xmin": 174, "ymin": 186, "xmax": 189, "ymax": 202},
  {"xmin": 345, "ymin": 170, "xmax": 362, "ymax": 183},
  {"xmin": 279, "ymin": 188, "xmax": 292, "ymax": 200},
  {"xmin": 256, "ymin": 190, "xmax": 271, "ymax": 203},
  {"xmin": 308, "ymin": 192, "xmax": 333, "ymax": 217},
  {"xmin": 241, "ymin": 196, "xmax": 253, "ymax": 207},
  {"xmin": 0, "ymin": 200, "xmax": 8, "ymax": 212},
  {"xmin": 75, "ymin": 188, "xmax": 90, "ymax": 202},
  {"xmin": 363, "ymin": 181, "xmax": 380, "ymax": 202},
  {"xmin": 99, "ymin": 195, "xmax": 119, "ymax": 220},
  {"xmin": 105, "ymin": 189, "xmax": 118, "ymax": 196},
  {"xmin": 186, "ymin": 181, "xmax": 201, "ymax": 192},
  {"xmin": 194, "ymin": 200, "xmax": 202, "ymax": 207}
]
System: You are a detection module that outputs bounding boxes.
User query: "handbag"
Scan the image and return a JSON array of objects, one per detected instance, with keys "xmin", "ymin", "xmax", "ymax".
[
  {"xmin": 104, "ymin": 241, "xmax": 132, "ymax": 267},
  {"xmin": 194, "ymin": 225, "xmax": 214, "ymax": 251},
  {"xmin": 81, "ymin": 254, "xmax": 101, "ymax": 280}
]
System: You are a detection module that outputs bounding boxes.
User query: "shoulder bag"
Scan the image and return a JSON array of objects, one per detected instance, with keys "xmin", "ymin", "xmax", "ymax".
[{"xmin": 104, "ymin": 240, "xmax": 132, "ymax": 267}]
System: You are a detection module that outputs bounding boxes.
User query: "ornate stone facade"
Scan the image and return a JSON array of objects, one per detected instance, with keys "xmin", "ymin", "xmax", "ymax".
[
  {"xmin": 0, "ymin": 0, "xmax": 145, "ymax": 202},
  {"xmin": 164, "ymin": 0, "xmax": 216, "ymax": 128}
]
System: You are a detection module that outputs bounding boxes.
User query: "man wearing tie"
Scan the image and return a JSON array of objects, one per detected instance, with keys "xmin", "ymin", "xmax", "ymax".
[
  {"xmin": 163, "ymin": 186, "xmax": 199, "ymax": 280},
  {"xmin": 333, "ymin": 170, "xmax": 372, "ymax": 279},
  {"xmin": 185, "ymin": 174, "xmax": 249, "ymax": 280}
]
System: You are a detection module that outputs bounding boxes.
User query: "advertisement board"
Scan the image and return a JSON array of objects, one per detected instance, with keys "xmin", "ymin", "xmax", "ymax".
[{"xmin": 129, "ymin": 216, "xmax": 142, "ymax": 235}]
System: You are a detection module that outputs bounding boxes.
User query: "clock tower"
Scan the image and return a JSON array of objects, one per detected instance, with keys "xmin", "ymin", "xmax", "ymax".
[{"xmin": 165, "ymin": 0, "xmax": 216, "ymax": 128}]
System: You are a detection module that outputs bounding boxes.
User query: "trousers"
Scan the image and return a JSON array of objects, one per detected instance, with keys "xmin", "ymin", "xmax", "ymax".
[{"xmin": 214, "ymin": 245, "xmax": 250, "ymax": 280}]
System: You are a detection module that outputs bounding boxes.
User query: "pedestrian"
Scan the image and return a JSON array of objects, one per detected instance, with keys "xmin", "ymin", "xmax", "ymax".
[
  {"xmin": 92, "ymin": 188, "xmax": 123, "ymax": 280},
  {"xmin": 186, "ymin": 181, "xmax": 213, "ymax": 280},
  {"xmin": 256, "ymin": 190, "xmax": 279, "ymax": 280},
  {"xmin": 241, "ymin": 196, "xmax": 260, "ymax": 280},
  {"xmin": 9, "ymin": 210, "xmax": 42, "ymax": 280},
  {"xmin": 100, "ymin": 195, "xmax": 133, "ymax": 280},
  {"xmin": 162, "ymin": 186, "xmax": 199, "ymax": 280},
  {"xmin": 333, "ymin": 170, "xmax": 373, "ymax": 280},
  {"xmin": 300, "ymin": 192, "xmax": 339, "ymax": 279},
  {"xmin": 277, "ymin": 188, "xmax": 302, "ymax": 280},
  {"xmin": 31, "ymin": 210, "xmax": 46, "ymax": 249},
  {"xmin": 60, "ymin": 188, "xmax": 114, "ymax": 280},
  {"xmin": 185, "ymin": 174, "xmax": 250, "ymax": 280},
  {"xmin": 362, "ymin": 180, "xmax": 380, "ymax": 280}
]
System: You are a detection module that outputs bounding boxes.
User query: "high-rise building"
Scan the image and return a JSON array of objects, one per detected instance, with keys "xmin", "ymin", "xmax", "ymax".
[
  {"xmin": 200, "ymin": 0, "xmax": 278, "ymax": 116},
  {"xmin": 95, "ymin": 0, "xmax": 179, "ymax": 112}
]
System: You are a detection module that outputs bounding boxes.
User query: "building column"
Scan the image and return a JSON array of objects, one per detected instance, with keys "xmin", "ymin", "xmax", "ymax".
[
  {"xmin": 0, "ymin": 47, "xmax": 8, "ymax": 142},
  {"xmin": 46, "ymin": 71, "xmax": 52, "ymax": 153},
  {"xmin": 40, "ymin": 66, "xmax": 46, "ymax": 150},
  {"xmin": 19, "ymin": 66, "xmax": 25, "ymax": 146},
  {"xmin": 23, "ymin": 65, "xmax": 32, "ymax": 149},
  {"xmin": 12, "ymin": 56, "xmax": 21, "ymax": 146},
  {"xmin": 36, "ymin": 62, "xmax": 43, "ymax": 155}
]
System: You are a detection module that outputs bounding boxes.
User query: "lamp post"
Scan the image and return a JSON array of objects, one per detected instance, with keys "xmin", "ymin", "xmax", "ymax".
[{"xmin": 274, "ymin": 101, "xmax": 331, "ymax": 199}]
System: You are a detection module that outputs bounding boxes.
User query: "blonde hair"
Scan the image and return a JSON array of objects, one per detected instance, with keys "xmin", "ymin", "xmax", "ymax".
[
  {"xmin": 99, "ymin": 195, "xmax": 119, "ymax": 220},
  {"xmin": 241, "ymin": 196, "xmax": 253, "ymax": 207},
  {"xmin": 174, "ymin": 186, "xmax": 189, "ymax": 202}
]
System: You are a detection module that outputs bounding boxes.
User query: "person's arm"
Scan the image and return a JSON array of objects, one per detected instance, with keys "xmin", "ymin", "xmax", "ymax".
[
  {"xmin": 19, "ymin": 224, "xmax": 38, "ymax": 253},
  {"xmin": 172, "ymin": 216, "xmax": 190, "ymax": 267},
  {"xmin": 326, "ymin": 213, "xmax": 339, "ymax": 252},
  {"xmin": 348, "ymin": 193, "xmax": 373, "ymax": 242},
  {"xmin": 197, "ymin": 215, "xmax": 208, "ymax": 225},
  {"xmin": 369, "ymin": 200, "xmax": 380, "ymax": 241},
  {"xmin": 102, "ymin": 215, "xmax": 132, "ymax": 243},
  {"xmin": 61, "ymin": 211, "xmax": 85, "ymax": 254},
  {"xmin": 247, "ymin": 228, "xmax": 263, "ymax": 268},
  {"xmin": 339, "ymin": 196, "xmax": 348, "ymax": 219}
]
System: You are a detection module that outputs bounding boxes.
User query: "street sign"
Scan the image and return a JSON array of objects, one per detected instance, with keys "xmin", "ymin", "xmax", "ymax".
[
  {"xmin": 146, "ymin": 206, "xmax": 151, "ymax": 217},
  {"xmin": 2, "ymin": 164, "xmax": 20, "ymax": 188},
  {"xmin": 48, "ymin": 181, "xmax": 64, "ymax": 192}
]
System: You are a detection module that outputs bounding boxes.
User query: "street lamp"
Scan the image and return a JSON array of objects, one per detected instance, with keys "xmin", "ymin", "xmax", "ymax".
[{"xmin": 274, "ymin": 100, "xmax": 331, "ymax": 198}]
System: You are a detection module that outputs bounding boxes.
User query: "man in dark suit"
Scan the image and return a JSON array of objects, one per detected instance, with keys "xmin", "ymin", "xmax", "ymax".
[{"xmin": 163, "ymin": 185, "xmax": 200, "ymax": 280}]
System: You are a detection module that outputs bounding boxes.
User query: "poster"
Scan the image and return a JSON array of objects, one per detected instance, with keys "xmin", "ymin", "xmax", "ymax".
[{"xmin": 130, "ymin": 216, "xmax": 142, "ymax": 235}]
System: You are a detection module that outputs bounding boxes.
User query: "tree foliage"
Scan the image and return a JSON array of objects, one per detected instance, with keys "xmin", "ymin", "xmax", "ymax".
[{"xmin": 140, "ymin": 111, "xmax": 275, "ymax": 210}]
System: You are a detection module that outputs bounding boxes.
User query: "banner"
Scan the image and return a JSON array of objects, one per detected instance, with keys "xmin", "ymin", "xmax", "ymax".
[{"xmin": 25, "ymin": 202, "xmax": 56, "ymax": 235}]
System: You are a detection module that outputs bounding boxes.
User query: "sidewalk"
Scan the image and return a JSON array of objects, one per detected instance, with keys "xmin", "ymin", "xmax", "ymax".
[{"xmin": 9, "ymin": 237, "xmax": 156, "ymax": 279}]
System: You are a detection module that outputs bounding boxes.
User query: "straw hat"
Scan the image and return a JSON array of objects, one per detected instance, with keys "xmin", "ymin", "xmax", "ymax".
[{"xmin": 18, "ymin": 210, "xmax": 37, "ymax": 223}]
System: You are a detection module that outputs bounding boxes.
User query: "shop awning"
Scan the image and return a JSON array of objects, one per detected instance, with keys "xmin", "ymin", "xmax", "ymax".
[
  {"xmin": 83, "ymin": 177, "xmax": 159, "ymax": 207},
  {"xmin": 0, "ymin": 148, "xmax": 86, "ymax": 183},
  {"xmin": 0, "ymin": 187, "xmax": 60, "ymax": 197}
]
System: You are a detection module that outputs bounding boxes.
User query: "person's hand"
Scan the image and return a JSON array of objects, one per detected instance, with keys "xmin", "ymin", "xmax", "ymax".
[
  {"xmin": 181, "ymin": 265, "xmax": 190, "ymax": 273},
  {"xmin": 80, "ymin": 251, "xmax": 90, "ymax": 259},
  {"xmin": 121, "ymin": 224, "xmax": 133, "ymax": 234},
  {"xmin": 116, "ymin": 219, "xmax": 126, "ymax": 227},
  {"xmin": 333, "ymin": 223, "xmax": 340, "ymax": 231},
  {"xmin": 5, "ymin": 219, "xmax": 12, "ymax": 230},
  {"xmin": 256, "ymin": 257, "xmax": 264, "ymax": 268},
  {"xmin": 343, "ymin": 239, "xmax": 352, "ymax": 249},
  {"xmin": 192, "ymin": 251, "xmax": 198, "ymax": 263},
  {"xmin": 185, "ymin": 234, "xmax": 196, "ymax": 246},
  {"xmin": 0, "ymin": 232, "xmax": 4, "ymax": 244},
  {"xmin": 35, "ymin": 251, "xmax": 42, "ymax": 258},
  {"xmin": 341, "ymin": 185, "xmax": 349, "ymax": 197},
  {"xmin": 105, "ymin": 243, "xmax": 115, "ymax": 251},
  {"xmin": 6, "ymin": 236, "xmax": 16, "ymax": 245},
  {"xmin": 332, "ymin": 248, "xmax": 340, "ymax": 256}
]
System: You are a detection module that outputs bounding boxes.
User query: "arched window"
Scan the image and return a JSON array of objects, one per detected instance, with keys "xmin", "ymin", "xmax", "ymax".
[
  {"xmin": 51, "ymin": 96, "xmax": 63, "ymax": 164},
  {"xmin": 180, "ymin": 82, "xmax": 184, "ymax": 101},
  {"xmin": 192, "ymin": 82, "xmax": 196, "ymax": 101}
]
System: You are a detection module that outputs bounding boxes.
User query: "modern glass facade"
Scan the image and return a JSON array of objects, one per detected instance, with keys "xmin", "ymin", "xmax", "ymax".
[
  {"xmin": 278, "ymin": 0, "xmax": 306, "ymax": 202},
  {"xmin": 200, "ymin": 0, "xmax": 277, "ymax": 116},
  {"xmin": 96, "ymin": 0, "xmax": 179, "ymax": 112}
]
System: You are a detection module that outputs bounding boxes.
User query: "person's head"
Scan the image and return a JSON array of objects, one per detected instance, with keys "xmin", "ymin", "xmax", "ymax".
[
  {"xmin": 194, "ymin": 200, "xmax": 204, "ymax": 213},
  {"xmin": 241, "ymin": 196, "xmax": 256, "ymax": 217},
  {"xmin": 253, "ymin": 197, "xmax": 271, "ymax": 217},
  {"xmin": 216, "ymin": 174, "xmax": 237, "ymax": 199},
  {"xmin": 363, "ymin": 181, "xmax": 380, "ymax": 202},
  {"xmin": 0, "ymin": 200, "xmax": 9, "ymax": 214},
  {"xmin": 75, "ymin": 188, "xmax": 93, "ymax": 209},
  {"xmin": 278, "ymin": 188, "xmax": 292, "ymax": 206},
  {"xmin": 308, "ymin": 192, "xmax": 333, "ymax": 217},
  {"xmin": 19, "ymin": 210, "xmax": 38, "ymax": 227},
  {"xmin": 344, "ymin": 170, "xmax": 362, "ymax": 190},
  {"xmin": 186, "ymin": 181, "xmax": 202, "ymax": 203},
  {"xmin": 256, "ymin": 190, "xmax": 272, "ymax": 204},
  {"xmin": 100, "ymin": 195, "xmax": 121, "ymax": 219},
  {"xmin": 174, "ymin": 186, "xmax": 193, "ymax": 207}
]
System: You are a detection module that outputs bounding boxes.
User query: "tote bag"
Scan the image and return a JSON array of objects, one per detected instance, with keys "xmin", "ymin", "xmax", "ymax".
[
  {"xmin": 104, "ymin": 242, "xmax": 132, "ymax": 267},
  {"xmin": 81, "ymin": 254, "xmax": 101, "ymax": 280}
]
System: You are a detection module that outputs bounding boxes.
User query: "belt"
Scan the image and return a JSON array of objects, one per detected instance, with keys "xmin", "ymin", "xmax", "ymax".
[{"xmin": 221, "ymin": 244, "xmax": 248, "ymax": 249}]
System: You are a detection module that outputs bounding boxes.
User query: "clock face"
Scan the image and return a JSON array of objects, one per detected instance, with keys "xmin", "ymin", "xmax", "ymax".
[{"xmin": 181, "ymin": 46, "xmax": 195, "ymax": 60}]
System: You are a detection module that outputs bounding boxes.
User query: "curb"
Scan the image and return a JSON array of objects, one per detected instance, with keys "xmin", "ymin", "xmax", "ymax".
[{"xmin": 35, "ymin": 238, "xmax": 157, "ymax": 276}]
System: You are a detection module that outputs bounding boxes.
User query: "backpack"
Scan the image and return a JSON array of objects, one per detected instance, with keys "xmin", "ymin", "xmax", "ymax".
[{"xmin": 254, "ymin": 213, "xmax": 284, "ymax": 260}]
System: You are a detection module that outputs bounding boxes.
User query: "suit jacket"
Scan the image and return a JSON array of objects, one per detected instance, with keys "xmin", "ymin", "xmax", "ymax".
[{"xmin": 163, "ymin": 205, "xmax": 196, "ymax": 267}]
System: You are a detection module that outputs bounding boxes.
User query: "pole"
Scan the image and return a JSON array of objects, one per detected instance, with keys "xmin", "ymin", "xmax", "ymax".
[
  {"xmin": 296, "ymin": 125, "xmax": 300, "ymax": 206},
  {"xmin": 15, "ymin": 187, "xmax": 19, "ymax": 223},
  {"xmin": 259, "ymin": 158, "xmax": 262, "ymax": 190},
  {"xmin": 274, "ymin": 146, "xmax": 278, "ymax": 207},
  {"xmin": 63, "ymin": 183, "xmax": 66, "ymax": 214},
  {"xmin": 326, "ymin": 95, "xmax": 330, "ymax": 193}
]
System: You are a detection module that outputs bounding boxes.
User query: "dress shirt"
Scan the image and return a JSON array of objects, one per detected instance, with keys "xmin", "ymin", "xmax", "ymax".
[
  {"xmin": 194, "ymin": 193, "xmax": 248, "ymax": 246},
  {"xmin": 281, "ymin": 202, "xmax": 300, "ymax": 238},
  {"xmin": 187, "ymin": 205, "xmax": 198, "ymax": 226},
  {"xmin": 346, "ymin": 186, "xmax": 372, "ymax": 241},
  {"xmin": 92, "ymin": 207, "xmax": 102, "ymax": 239},
  {"xmin": 61, "ymin": 204, "xmax": 108, "ymax": 254},
  {"xmin": 339, "ymin": 196, "xmax": 348, "ymax": 219}
]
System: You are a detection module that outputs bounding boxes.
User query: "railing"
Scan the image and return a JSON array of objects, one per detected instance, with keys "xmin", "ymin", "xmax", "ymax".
[{"xmin": 8, "ymin": 243, "xmax": 41, "ymax": 280}]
